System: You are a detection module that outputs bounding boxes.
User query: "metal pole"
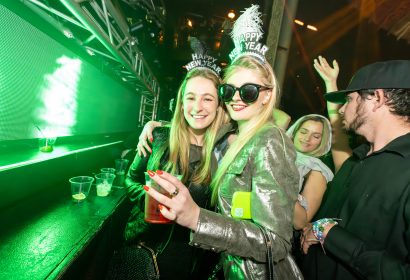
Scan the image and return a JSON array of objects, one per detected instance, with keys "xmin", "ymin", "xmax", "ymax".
[
  {"xmin": 266, "ymin": 0, "xmax": 299, "ymax": 89},
  {"xmin": 274, "ymin": 0, "xmax": 299, "ymax": 89}
]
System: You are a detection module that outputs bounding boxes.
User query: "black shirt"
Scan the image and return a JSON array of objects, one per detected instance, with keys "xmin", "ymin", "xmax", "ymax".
[{"xmin": 303, "ymin": 132, "xmax": 410, "ymax": 280}]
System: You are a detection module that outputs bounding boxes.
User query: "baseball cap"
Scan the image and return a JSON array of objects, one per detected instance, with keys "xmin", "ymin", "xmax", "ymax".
[{"xmin": 324, "ymin": 60, "xmax": 410, "ymax": 104}]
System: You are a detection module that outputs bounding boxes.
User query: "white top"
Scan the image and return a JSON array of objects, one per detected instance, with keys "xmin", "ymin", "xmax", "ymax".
[{"xmin": 295, "ymin": 151, "xmax": 334, "ymax": 192}]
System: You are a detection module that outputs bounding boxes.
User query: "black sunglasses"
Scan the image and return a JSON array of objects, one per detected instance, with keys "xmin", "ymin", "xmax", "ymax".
[{"xmin": 218, "ymin": 83, "xmax": 272, "ymax": 103}]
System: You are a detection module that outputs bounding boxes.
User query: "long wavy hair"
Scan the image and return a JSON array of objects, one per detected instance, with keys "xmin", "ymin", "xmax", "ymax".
[
  {"xmin": 210, "ymin": 56, "xmax": 279, "ymax": 205},
  {"xmin": 156, "ymin": 68, "xmax": 229, "ymax": 185}
]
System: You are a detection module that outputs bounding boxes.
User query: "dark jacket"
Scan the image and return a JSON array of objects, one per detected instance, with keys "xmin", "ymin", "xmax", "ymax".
[{"xmin": 124, "ymin": 126, "xmax": 228, "ymax": 279}]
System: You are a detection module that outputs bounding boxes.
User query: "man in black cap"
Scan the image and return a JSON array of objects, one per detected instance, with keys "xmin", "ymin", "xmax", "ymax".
[{"xmin": 301, "ymin": 60, "xmax": 410, "ymax": 279}]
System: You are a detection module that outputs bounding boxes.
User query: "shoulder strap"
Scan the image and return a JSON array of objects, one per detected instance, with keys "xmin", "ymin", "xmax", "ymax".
[
  {"xmin": 257, "ymin": 224, "xmax": 276, "ymax": 280},
  {"xmin": 156, "ymin": 223, "xmax": 175, "ymax": 255}
]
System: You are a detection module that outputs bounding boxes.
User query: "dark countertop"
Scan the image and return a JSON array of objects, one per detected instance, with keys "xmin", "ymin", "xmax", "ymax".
[{"xmin": 0, "ymin": 186, "xmax": 127, "ymax": 280}]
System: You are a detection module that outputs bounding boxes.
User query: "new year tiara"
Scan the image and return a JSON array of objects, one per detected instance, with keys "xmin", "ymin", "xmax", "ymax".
[
  {"xmin": 229, "ymin": 5, "xmax": 269, "ymax": 63},
  {"xmin": 185, "ymin": 37, "xmax": 221, "ymax": 76}
]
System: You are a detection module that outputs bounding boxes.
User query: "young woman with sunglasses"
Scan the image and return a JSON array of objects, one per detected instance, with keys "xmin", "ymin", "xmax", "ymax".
[
  {"xmin": 136, "ymin": 106, "xmax": 291, "ymax": 158},
  {"xmin": 107, "ymin": 66, "xmax": 229, "ymax": 280},
  {"xmin": 144, "ymin": 54, "xmax": 302, "ymax": 279}
]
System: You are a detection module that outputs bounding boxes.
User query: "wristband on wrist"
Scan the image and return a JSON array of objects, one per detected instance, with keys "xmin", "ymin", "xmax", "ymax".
[
  {"xmin": 311, "ymin": 218, "xmax": 339, "ymax": 255},
  {"xmin": 312, "ymin": 218, "xmax": 339, "ymax": 243}
]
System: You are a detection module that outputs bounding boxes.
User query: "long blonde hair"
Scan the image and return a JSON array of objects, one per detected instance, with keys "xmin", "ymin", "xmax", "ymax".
[
  {"xmin": 210, "ymin": 56, "xmax": 279, "ymax": 205},
  {"xmin": 161, "ymin": 68, "xmax": 229, "ymax": 185}
]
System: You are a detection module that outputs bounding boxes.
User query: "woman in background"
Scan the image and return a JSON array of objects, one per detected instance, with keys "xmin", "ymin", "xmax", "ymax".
[{"xmin": 287, "ymin": 114, "xmax": 333, "ymax": 230}]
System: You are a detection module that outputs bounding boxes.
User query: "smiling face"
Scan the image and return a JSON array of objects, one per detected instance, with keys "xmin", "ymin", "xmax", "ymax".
[
  {"xmin": 293, "ymin": 120, "xmax": 324, "ymax": 154},
  {"xmin": 224, "ymin": 67, "xmax": 271, "ymax": 127},
  {"xmin": 182, "ymin": 76, "xmax": 219, "ymax": 136}
]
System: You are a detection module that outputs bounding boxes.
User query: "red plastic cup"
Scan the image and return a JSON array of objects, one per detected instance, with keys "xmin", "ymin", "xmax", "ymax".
[{"xmin": 144, "ymin": 172, "xmax": 181, "ymax": 224}]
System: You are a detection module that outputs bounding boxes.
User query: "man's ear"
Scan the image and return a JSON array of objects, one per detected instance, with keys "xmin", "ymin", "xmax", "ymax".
[{"xmin": 372, "ymin": 89, "xmax": 386, "ymax": 111}]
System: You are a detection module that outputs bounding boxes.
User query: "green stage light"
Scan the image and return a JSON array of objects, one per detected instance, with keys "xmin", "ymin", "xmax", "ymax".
[{"xmin": 36, "ymin": 56, "xmax": 81, "ymax": 138}]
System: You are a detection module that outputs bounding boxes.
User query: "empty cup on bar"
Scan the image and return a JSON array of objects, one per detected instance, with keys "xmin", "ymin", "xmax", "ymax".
[
  {"xmin": 115, "ymin": 159, "xmax": 129, "ymax": 175},
  {"xmin": 144, "ymin": 172, "xmax": 182, "ymax": 224},
  {"xmin": 95, "ymin": 173, "xmax": 116, "ymax": 197},
  {"xmin": 101, "ymin": 168, "xmax": 116, "ymax": 174},
  {"xmin": 69, "ymin": 176, "xmax": 94, "ymax": 202}
]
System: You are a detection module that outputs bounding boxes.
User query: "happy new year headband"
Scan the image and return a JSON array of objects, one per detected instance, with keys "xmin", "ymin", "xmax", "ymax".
[
  {"xmin": 185, "ymin": 37, "xmax": 221, "ymax": 76},
  {"xmin": 229, "ymin": 5, "xmax": 269, "ymax": 63}
]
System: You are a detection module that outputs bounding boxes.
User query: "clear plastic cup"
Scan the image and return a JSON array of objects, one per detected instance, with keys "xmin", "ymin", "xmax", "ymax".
[
  {"xmin": 69, "ymin": 176, "xmax": 94, "ymax": 202},
  {"xmin": 144, "ymin": 172, "xmax": 182, "ymax": 224},
  {"xmin": 95, "ymin": 173, "xmax": 116, "ymax": 197},
  {"xmin": 39, "ymin": 137, "xmax": 57, "ymax": 153},
  {"xmin": 101, "ymin": 168, "xmax": 116, "ymax": 174},
  {"xmin": 115, "ymin": 159, "xmax": 129, "ymax": 175}
]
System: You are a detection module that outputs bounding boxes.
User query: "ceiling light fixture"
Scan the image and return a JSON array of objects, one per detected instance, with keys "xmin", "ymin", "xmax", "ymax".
[
  {"xmin": 307, "ymin": 24, "xmax": 318, "ymax": 31},
  {"xmin": 294, "ymin": 19, "xmax": 304, "ymax": 26}
]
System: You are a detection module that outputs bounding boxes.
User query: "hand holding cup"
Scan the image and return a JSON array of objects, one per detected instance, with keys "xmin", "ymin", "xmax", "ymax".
[{"xmin": 144, "ymin": 170, "xmax": 200, "ymax": 231}]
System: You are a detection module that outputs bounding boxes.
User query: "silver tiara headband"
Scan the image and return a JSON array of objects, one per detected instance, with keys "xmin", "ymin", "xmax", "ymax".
[
  {"xmin": 185, "ymin": 37, "xmax": 221, "ymax": 76},
  {"xmin": 229, "ymin": 5, "xmax": 269, "ymax": 63}
]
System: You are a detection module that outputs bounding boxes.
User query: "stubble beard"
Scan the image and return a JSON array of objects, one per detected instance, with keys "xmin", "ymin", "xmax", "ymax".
[
  {"xmin": 344, "ymin": 100, "xmax": 367, "ymax": 133},
  {"xmin": 343, "ymin": 98, "xmax": 367, "ymax": 133}
]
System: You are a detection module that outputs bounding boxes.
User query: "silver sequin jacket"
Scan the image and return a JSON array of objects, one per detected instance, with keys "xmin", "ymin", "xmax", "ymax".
[{"xmin": 190, "ymin": 125, "xmax": 303, "ymax": 279}]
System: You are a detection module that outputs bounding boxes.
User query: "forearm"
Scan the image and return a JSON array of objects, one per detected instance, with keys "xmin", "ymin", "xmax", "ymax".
[
  {"xmin": 125, "ymin": 153, "xmax": 149, "ymax": 205},
  {"xmin": 329, "ymin": 117, "xmax": 352, "ymax": 173},
  {"xmin": 293, "ymin": 202, "xmax": 308, "ymax": 230},
  {"xmin": 190, "ymin": 208, "xmax": 290, "ymax": 262},
  {"xmin": 321, "ymin": 67, "xmax": 343, "ymax": 137},
  {"xmin": 325, "ymin": 96, "xmax": 351, "ymax": 172},
  {"xmin": 325, "ymin": 226, "xmax": 410, "ymax": 279},
  {"xmin": 124, "ymin": 177, "xmax": 145, "ymax": 204}
]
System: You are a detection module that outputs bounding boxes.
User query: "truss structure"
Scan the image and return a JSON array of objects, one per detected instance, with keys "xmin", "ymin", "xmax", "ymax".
[
  {"xmin": 139, "ymin": 92, "xmax": 158, "ymax": 125},
  {"xmin": 24, "ymin": 0, "xmax": 163, "ymax": 124},
  {"xmin": 122, "ymin": 0, "xmax": 165, "ymax": 30}
]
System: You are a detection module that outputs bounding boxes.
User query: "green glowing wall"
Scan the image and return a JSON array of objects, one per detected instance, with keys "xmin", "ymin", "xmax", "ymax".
[{"xmin": 0, "ymin": 2, "xmax": 141, "ymax": 141}]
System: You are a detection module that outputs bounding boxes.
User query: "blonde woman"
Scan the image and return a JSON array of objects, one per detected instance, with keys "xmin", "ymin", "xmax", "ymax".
[
  {"xmin": 286, "ymin": 114, "xmax": 334, "ymax": 230},
  {"xmin": 110, "ymin": 65, "xmax": 229, "ymax": 280},
  {"xmin": 144, "ymin": 54, "xmax": 302, "ymax": 279}
]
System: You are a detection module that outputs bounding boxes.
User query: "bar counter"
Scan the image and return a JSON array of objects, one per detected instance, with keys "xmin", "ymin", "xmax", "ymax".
[{"xmin": 0, "ymin": 186, "xmax": 129, "ymax": 280}]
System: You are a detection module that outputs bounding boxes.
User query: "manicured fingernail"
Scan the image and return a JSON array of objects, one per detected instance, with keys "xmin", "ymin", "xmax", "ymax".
[
  {"xmin": 147, "ymin": 170, "xmax": 155, "ymax": 177},
  {"xmin": 143, "ymin": 185, "xmax": 149, "ymax": 191},
  {"xmin": 150, "ymin": 138, "xmax": 153, "ymax": 143},
  {"xmin": 156, "ymin": 170, "xmax": 163, "ymax": 175},
  {"xmin": 158, "ymin": 204, "xmax": 163, "ymax": 211}
]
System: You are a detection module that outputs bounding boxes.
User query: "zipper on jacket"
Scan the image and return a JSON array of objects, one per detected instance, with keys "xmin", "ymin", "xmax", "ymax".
[{"xmin": 139, "ymin": 242, "xmax": 160, "ymax": 278}]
